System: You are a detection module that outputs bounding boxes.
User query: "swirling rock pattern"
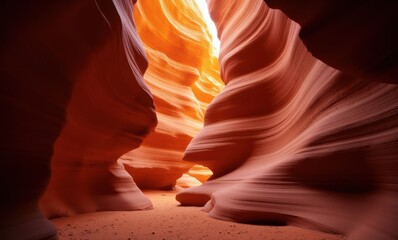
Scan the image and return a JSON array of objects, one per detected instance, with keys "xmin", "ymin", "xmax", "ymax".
[
  {"xmin": 177, "ymin": 0, "xmax": 398, "ymax": 239},
  {"xmin": 120, "ymin": 0, "xmax": 223, "ymax": 189}
]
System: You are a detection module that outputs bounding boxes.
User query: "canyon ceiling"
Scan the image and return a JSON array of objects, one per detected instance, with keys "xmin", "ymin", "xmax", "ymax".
[{"xmin": 1, "ymin": 0, "xmax": 397, "ymax": 240}]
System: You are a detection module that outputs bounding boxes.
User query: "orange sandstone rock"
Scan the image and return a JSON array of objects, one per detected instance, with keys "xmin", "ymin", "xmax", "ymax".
[{"xmin": 120, "ymin": 0, "xmax": 223, "ymax": 189}]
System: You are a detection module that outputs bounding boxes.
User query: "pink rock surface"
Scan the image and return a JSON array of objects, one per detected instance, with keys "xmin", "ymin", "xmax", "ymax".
[{"xmin": 177, "ymin": 1, "xmax": 398, "ymax": 239}]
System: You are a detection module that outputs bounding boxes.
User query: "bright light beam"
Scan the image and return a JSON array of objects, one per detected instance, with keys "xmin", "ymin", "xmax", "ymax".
[{"xmin": 194, "ymin": 0, "xmax": 220, "ymax": 56}]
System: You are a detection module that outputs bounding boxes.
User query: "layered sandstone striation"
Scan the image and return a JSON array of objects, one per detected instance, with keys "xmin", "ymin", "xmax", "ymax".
[
  {"xmin": 120, "ymin": 0, "xmax": 222, "ymax": 189},
  {"xmin": 177, "ymin": 0, "xmax": 398, "ymax": 239}
]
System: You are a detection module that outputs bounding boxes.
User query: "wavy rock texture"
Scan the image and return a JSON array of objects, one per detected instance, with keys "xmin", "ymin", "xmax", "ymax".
[
  {"xmin": 120, "ymin": 0, "xmax": 223, "ymax": 189},
  {"xmin": 19, "ymin": 0, "xmax": 158, "ymax": 222},
  {"xmin": 176, "ymin": 0, "xmax": 398, "ymax": 239}
]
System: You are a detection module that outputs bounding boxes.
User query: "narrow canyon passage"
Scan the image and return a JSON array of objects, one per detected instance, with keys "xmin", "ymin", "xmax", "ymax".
[
  {"xmin": 118, "ymin": 0, "xmax": 222, "ymax": 190},
  {"xmin": 1, "ymin": 0, "xmax": 397, "ymax": 240}
]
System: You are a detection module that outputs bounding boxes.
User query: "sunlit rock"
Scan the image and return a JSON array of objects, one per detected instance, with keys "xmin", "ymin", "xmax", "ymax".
[{"xmin": 120, "ymin": 0, "xmax": 223, "ymax": 189}]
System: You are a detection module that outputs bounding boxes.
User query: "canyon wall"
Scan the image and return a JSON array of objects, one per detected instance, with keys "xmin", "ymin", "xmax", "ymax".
[
  {"xmin": 120, "ymin": 0, "xmax": 222, "ymax": 189},
  {"xmin": 1, "ymin": 0, "xmax": 157, "ymax": 238},
  {"xmin": 177, "ymin": 0, "xmax": 398, "ymax": 239},
  {"xmin": 40, "ymin": 0, "xmax": 159, "ymax": 218}
]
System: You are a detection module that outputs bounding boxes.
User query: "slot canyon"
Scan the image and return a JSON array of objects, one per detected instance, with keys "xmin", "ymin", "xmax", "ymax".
[{"xmin": 1, "ymin": 0, "xmax": 397, "ymax": 239}]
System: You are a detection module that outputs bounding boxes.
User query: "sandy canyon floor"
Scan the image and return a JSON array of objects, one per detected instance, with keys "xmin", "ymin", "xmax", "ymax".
[{"xmin": 52, "ymin": 190, "xmax": 346, "ymax": 240}]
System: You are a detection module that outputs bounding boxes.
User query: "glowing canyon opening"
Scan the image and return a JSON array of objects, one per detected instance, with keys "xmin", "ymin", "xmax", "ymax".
[{"xmin": 1, "ymin": 0, "xmax": 397, "ymax": 240}]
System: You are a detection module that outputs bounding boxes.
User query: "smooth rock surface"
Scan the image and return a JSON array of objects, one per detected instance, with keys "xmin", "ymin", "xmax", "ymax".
[{"xmin": 177, "ymin": 1, "xmax": 398, "ymax": 239}]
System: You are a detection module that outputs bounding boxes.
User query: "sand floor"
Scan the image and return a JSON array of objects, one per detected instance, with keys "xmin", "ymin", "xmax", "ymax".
[{"xmin": 52, "ymin": 190, "xmax": 346, "ymax": 240}]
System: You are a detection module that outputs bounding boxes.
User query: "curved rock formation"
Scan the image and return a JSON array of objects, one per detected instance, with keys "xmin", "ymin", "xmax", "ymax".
[
  {"xmin": 1, "ymin": 0, "xmax": 156, "ymax": 237},
  {"xmin": 177, "ymin": 0, "xmax": 398, "ymax": 239},
  {"xmin": 39, "ymin": 0, "xmax": 158, "ymax": 219},
  {"xmin": 120, "ymin": 0, "xmax": 222, "ymax": 189}
]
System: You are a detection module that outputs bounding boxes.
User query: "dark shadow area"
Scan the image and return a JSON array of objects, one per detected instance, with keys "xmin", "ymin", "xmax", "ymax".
[{"xmin": 286, "ymin": 147, "xmax": 376, "ymax": 193}]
